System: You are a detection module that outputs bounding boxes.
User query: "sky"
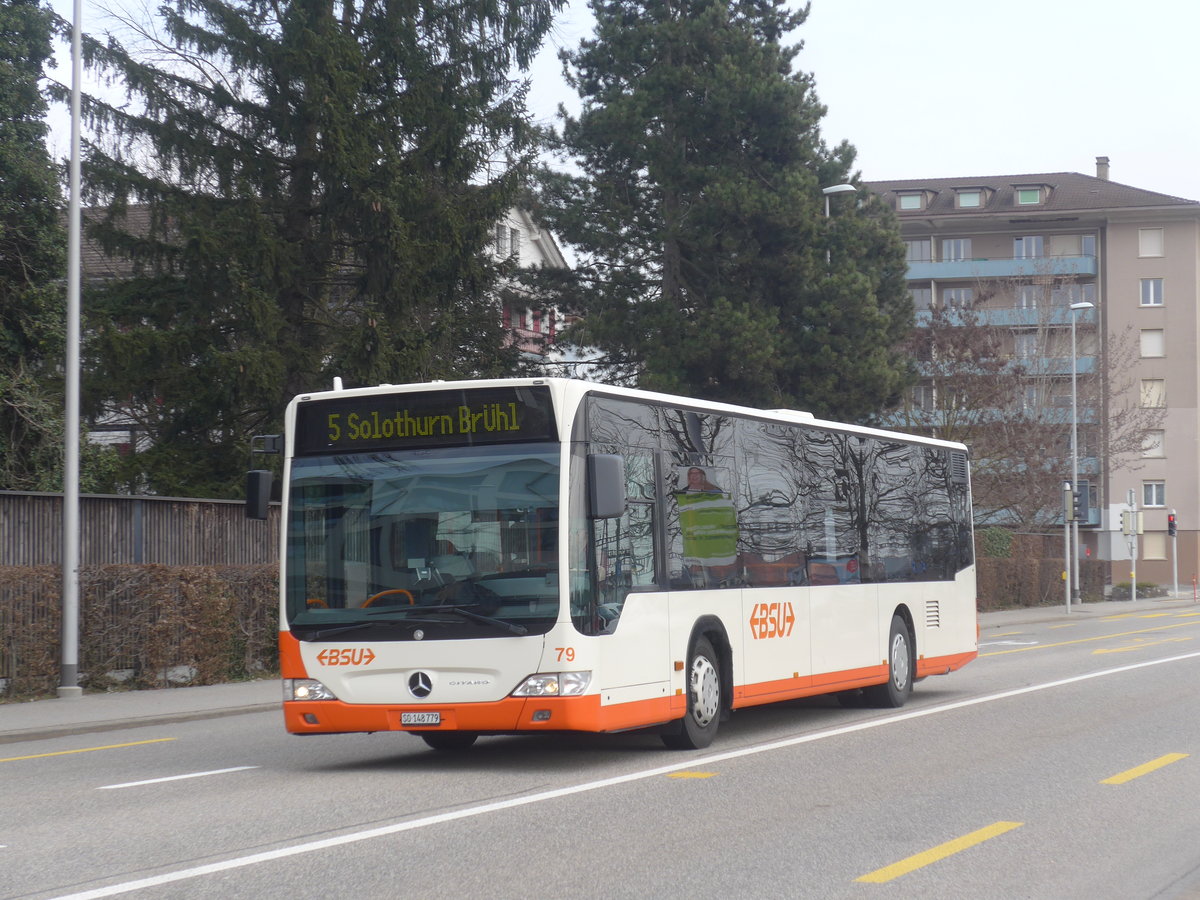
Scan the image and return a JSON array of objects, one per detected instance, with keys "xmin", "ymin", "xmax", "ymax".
[
  {"xmin": 48, "ymin": 0, "xmax": 1200, "ymax": 202},
  {"xmin": 525, "ymin": 0, "xmax": 1200, "ymax": 201}
]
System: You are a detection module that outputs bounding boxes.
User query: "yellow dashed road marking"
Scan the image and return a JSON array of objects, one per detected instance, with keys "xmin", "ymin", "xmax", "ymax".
[
  {"xmin": 1102, "ymin": 754, "xmax": 1188, "ymax": 785},
  {"xmin": 857, "ymin": 821, "xmax": 1023, "ymax": 883}
]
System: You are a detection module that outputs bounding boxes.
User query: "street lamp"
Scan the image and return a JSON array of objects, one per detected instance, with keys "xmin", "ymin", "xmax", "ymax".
[
  {"xmin": 822, "ymin": 183, "xmax": 857, "ymax": 264},
  {"xmin": 1069, "ymin": 299, "xmax": 1095, "ymax": 611}
]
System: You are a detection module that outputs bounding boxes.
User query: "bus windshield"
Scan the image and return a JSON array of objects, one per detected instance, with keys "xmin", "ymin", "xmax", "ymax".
[{"xmin": 285, "ymin": 443, "xmax": 560, "ymax": 639}]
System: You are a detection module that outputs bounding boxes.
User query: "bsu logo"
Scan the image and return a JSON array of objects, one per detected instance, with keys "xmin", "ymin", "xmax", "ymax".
[{"xmin": 749, "ymin": 602, "xmax": 795, "ymax": 639}]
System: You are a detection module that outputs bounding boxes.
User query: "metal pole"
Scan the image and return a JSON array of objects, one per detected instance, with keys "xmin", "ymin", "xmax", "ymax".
[
  {"xmin": 1172, "ymin": 508, "xmax": 1179, "ymax": 598},
  {"xmin": 59, "ymin": 0, "xmax": 84, "ymax": 699},
  {"xmin": 1070, "ymin": 308, "xmax": 1081, "ymax": 606},
  {"xmin": 824, "ymin": 195, "xmax": 831, "ymax": 265},
  {"xmin": 1130, "ymin": 494, "xmax": 1138, "ymax": 604},
  {"xmin": 1063, "ymin": 481, "xmax": 1072, "ymax": 613}
]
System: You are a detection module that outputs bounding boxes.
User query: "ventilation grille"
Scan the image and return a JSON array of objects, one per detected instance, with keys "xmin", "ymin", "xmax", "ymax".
[
  {"xmin": 950, "ymin": 450, "xmax": 969, "ymax": 486},
  {"xmin": 926, "ymin": 599, "xmax": 941, "ymax": 629}
]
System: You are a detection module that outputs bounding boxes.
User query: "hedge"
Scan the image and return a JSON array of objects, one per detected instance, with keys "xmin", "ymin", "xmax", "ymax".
[{"xmin": 0, "ymin": 565, "xmax": 277, "ymax": 700}]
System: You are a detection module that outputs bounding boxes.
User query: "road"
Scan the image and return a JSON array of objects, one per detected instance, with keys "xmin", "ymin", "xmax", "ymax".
[{"xmin": 4, "ymin": 603, "xmax": 1200, "ymax": 899}]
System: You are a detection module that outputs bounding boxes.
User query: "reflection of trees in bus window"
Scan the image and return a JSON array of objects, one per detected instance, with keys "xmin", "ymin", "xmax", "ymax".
[
  {"xmin": 581, "ymin": 394, "xmax": 973, "ymax": 602},
  {"xmin": 738, "ymin": 422, "xmax": 807, "ymax": 587},
  {"xmin": 590, "ymin": 453, "xmax": 657, "ymax": 632}
]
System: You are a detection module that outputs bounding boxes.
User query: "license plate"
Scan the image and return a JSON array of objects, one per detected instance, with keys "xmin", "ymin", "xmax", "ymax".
[{"xmin": 401, "ymin": 712, "xmax": 441, "ymax": 726}]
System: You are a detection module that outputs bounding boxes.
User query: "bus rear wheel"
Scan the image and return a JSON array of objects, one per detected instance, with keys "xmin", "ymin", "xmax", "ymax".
[
  {"xmin": 662, "ymin": 636, "xmax": 721, "ymax": 750},
  {"xmin": 864, "ymin": 615, "xmax": 913, "ymax": 708},
  {"xmin": 420, "ymin": 732, "xmax": 478, "ymax": 751}
]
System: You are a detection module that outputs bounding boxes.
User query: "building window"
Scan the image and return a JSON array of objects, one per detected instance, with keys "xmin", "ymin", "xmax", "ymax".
[
  {"xmin": 956, "ymin": 190, "xmax": 982, "ymax": 208},
  {"xmin": 1142, "ymin": 532, "xmax": 1167, "ymax": 560},
  {"xmin": 1138, "ymin": 227, "xmax": 1164, "ymax": 257},
  {"xmin": 510, "ymin": 227, "xmax": 521, "ymax": 261},
  {"xmin": 941, "ymin": 238, "xmax": 972, "ymax": 262},
  {"xmin": 1013, "ymin": 332, "xmax": 1038, "ymax": 358},
  {"xmin": 905, "ymin": 239, "xmax": 932, "ymax": 262},
  {"xmin": 1013, "ymin": 236, "xmax": 1044, "ymax": 259},
  {"xmin": 911, "ymin": 384, "xmax": 934, "ymax": 411},
  {"xmin": 1082, "ymin": 235, "xmax": 1096, "ymax": 257},
  {"xmin": 1143, "ymin": 481, "xmax": 1165, "ymax": 508},
  {"xmin": 1051, "ymin": 282, "xmax": 1097, "ymax": 305},
  {"xmin": 1021, "ymin": 384, "xmax": 1040, "ymax": 411},
  {"xmin": 941, "ymin": 287, "xmax": 974, "ymax": 309},
  {"xmin": 1140, "ymin": 329, "xmax": 1165, "ymax": 357},
  {"xmin": 1140, "ymin": 277, "xmax": 1163, "ymax": 306},
  {"xmin": 910, "ymin": 287, "xmax": 932, "ymax": 310},
  {"xmin": 898, "ymin": 193, "xmax": 923, "ymax": 211},
  {"xmin": 1142, "ymin": 430, "xmax": 1165, "ymax": 458},
  {"xmin": 1016, "ymin": 187, "xmax": 1042, "ymax": 205},
  {"xmin": 1140, "ymin": 379, "xmax": 1166, "ymax": 408},
  {"xmin": 1018, "ymin": 285, "xmax": 1044, "ymax": 308}
]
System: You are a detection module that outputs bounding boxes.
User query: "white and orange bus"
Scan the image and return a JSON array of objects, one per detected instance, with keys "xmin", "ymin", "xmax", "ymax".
[{"xmin": 262, "ymin": 378, "xmax": 977, "ymax": 750}]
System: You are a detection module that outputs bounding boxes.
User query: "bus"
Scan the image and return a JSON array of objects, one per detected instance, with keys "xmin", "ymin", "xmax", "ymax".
[{"xmin": 251, "ymin": 377, "xmax": 977, "ymax": 751}]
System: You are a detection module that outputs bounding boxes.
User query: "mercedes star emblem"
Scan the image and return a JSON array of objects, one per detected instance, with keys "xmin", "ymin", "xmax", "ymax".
[{"xmin": 408, "ymin": 671, "xmax": 433, "ymax": 698}]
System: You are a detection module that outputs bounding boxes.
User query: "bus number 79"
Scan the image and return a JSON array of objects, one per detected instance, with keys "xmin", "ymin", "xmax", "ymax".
[{"xmin": 555, "ymin": 647, "xmax": 575, "ymax": 662}]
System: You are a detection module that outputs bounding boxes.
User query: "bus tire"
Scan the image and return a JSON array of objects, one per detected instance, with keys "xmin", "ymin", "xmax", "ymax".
[
  {"xmin": 662, "ymin": 636, "xmax": 722, "ymax": 750},
  {"xmin": 864, "ymin": 615, "xmax": 913, "ymax": 708},
  {"xmin": 420, "ymin": 732, "xmax": 478, "ymax": 751}
]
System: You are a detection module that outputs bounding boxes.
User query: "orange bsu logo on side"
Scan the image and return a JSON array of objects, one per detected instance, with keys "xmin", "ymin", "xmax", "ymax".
[{"xmin": 749, "ymin": 602, "xmax": 795, "ymax": 639}]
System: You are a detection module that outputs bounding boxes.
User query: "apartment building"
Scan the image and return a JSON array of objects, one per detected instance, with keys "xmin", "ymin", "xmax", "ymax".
[{"xmin": 867, "ymin": 159, "xmax": 1200, "ymax": 588}]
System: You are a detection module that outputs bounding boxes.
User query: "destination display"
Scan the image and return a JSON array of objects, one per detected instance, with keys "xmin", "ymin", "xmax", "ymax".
[{"xmin": 294, "ymin": 385, "xmax": 557, "ymax": 455}]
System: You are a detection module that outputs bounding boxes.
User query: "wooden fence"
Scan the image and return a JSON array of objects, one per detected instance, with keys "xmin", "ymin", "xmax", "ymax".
[{"xmin": 0, "ymin": 491, "xmax": 280, "ymax": 566}]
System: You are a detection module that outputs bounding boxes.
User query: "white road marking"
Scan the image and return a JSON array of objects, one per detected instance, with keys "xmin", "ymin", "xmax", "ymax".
[
  {"xmin": 97, "ymin": 766, "xmax": 258, "ymax": 790},
  {"xmin": 54, "ymin": 649, "xmax": 1200, "ymax": 899},
  {"xmin": 979, "ymin": 640, "xmax": 1039, "ymax": 647}
]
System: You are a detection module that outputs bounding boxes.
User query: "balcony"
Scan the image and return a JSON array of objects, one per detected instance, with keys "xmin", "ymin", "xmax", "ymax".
[
  {"xmin": 915, "ymin": 305, "xmax": 1097, "ymax": 329},
  {"xmin": 907, "ymin": 254, "xmax": 1097, "ymax": 281}
]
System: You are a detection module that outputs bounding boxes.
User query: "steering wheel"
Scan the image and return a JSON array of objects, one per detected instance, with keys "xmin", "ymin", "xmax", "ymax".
[{"xmin": 362, "ymin": 588, "xmax": 415, "ymax": 608}]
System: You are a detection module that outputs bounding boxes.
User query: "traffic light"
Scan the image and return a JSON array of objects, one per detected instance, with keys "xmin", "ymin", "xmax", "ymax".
[
  {"xmin": 1072, "ymin": 490, "xmax": 1082, "ymax": 522},
  {"xmin": 1074, "ymin": 480, "xmax": 1089, "ymax": 523},
  {"xmin": 1168, "ymin": 512, "xmax": 1177, "ymax": 537}
]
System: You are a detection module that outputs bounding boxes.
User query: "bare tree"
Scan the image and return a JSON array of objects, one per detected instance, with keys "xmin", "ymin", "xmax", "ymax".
[{"xmin": 890, "ymin": 273, "xmax": 1162, "ymax": 529}]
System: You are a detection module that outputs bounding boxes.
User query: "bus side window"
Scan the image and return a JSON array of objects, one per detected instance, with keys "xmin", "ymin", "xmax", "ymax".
[{"xmin": 592, "ymin": 454, "xmax": 656, "ymax": 631}]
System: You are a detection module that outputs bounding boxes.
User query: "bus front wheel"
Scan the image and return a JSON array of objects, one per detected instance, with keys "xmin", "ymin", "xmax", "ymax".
[
  {"xmin": 864, "ymin": 615, "xmax": 913, "ymax": 708},
  {"xmin": 662, "ymin": 636, "xmax": 721, "ymax": 750}
]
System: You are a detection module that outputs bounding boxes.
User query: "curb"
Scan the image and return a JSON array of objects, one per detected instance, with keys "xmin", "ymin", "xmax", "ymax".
[{"xmin": 0, "ymin": 702, "xmax": 279, "ymax": 746}]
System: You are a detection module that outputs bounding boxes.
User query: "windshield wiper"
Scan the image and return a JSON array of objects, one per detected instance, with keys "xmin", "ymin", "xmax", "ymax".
[
  {"xmin": 300, "ymin": 621, "xmax": 375, "ymax": 641},
  {"xmin": 300, "ymin": 614, "xmax": 447, "ymax": 641},
  {"xmin": 398, "ymin": 603, "xmax": 529, "ymax": 636}
]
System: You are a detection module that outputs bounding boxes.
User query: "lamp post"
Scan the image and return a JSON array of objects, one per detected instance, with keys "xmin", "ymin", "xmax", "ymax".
[
  {"xmin": 822, "ymin": 183, "xmax": 856, "ymax": 264},
  {"xmin": 1069, "ymin": 300, "xmax": 1095, "ymax": 609},
  {"xmin": 59, "ymin": 0, "xmax": 84, "ymax": 699}
]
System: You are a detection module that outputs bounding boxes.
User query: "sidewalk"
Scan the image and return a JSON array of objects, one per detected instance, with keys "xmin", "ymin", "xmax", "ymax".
[
  {"xmin": 2, "ymin": 594, "xmax": 1196, "ymax": 744},
  {"xmin": 0, "ymin": 678, "xmax": 280, "ymax": 745}
]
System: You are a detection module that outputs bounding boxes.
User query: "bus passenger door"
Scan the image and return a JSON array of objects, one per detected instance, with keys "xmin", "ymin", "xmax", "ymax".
[{"xmin": 592, "ymin": 453, "xmax": 670, "ymax": 699}]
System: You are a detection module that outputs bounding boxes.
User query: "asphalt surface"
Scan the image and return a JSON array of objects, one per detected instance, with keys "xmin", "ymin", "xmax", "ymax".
[{"xmin": 2, "ymin": 594, "xmax": 1194, "ymax": 745}]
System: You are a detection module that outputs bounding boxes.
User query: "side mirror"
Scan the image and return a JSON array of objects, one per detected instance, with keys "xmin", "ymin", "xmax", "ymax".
[
  {"xmin": 588, "ymin": 454, "xmax": 626, "ymax": 519},
  {"xmin": 246, "ymin": 470, "xmax": 273, "ymax": 520}
]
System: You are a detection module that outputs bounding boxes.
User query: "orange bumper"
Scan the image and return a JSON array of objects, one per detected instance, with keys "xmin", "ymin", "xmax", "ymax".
[{"xmin": 283, "ymin": 693, "xmax": 676, "ymax": 736}]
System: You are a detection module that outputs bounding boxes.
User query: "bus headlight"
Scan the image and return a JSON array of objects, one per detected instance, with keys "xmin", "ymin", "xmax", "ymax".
[
  {"xmin": 513, "ymin": 672, "xmax": 592, "ymax": 697},
  {"xmin": 284, "ymin": 678, "xmax": 338, "ymax": 701}
]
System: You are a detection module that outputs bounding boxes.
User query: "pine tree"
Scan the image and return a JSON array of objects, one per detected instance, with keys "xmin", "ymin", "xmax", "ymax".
[
  {"xmin": 534, "ymin": 0, "xmax": 911, "ymax": 418},
  {"xmin": 54, "ymin": 0, "xmax": 560, "ymax": 496},
  {"xmin": 0, "ymin": 0, "xmax": 68, "ymax": 490}
]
